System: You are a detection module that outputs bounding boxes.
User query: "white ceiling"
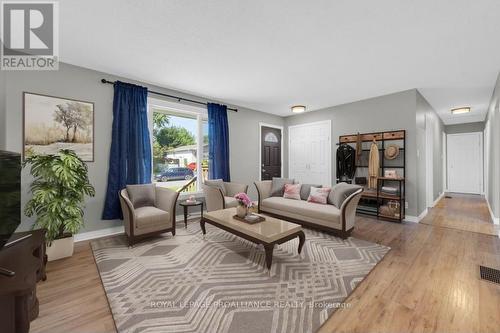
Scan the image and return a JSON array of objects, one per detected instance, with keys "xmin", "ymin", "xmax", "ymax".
[{"xmin": 59, "ymin": 0, "xmax": 500, "ymax": 124}]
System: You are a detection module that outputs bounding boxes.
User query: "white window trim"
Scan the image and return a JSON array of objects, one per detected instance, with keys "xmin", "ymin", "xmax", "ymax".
[
  {"xmin": 258, "ymin": 122, "xmax": 284, "ymax": 181},
  {"xmin": 147, "ymin": 97, "xmax": 207, "ymax": 196}
]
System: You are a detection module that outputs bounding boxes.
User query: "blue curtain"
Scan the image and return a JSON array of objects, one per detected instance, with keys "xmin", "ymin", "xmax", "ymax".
[
  {"xmin": 207, "ymin": 103, "xmax": 230, "ymax": 181},
  {"xmin": 102, "ymin": 81, "xmax": 152, "ymax": 220}
]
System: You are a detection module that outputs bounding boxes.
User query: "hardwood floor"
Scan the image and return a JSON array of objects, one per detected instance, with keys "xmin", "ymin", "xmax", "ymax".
[
  {"xmin": 31, "ymin": 195, "xmax": 500, "ymax": 333},
  {"xmin": 419, "ymin": 193, "xmax": 499, "ymax": 236},
  {"xmin": 30, "ymin": 241, "xmax": 115, "ymax": 333}
]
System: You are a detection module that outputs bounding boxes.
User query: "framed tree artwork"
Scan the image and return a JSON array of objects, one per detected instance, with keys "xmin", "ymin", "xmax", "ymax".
[{"xmin": 23, "ymin": 92, "xmax": 95, "ymax": 162}]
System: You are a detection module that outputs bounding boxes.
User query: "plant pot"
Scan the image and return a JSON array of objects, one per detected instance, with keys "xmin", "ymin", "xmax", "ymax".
[
  {"xmin": 236, "ymin": 205, "xmax": 248, "ymax": 218},
  {"xmin": 46, "ymin": 235, "xmax": 74, "ymax": 261}
]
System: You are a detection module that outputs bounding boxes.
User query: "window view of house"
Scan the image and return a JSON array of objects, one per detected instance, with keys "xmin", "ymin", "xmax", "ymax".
[{"xmin": 152, "ymin": 109, "xmax": 209, "ymax": 192}]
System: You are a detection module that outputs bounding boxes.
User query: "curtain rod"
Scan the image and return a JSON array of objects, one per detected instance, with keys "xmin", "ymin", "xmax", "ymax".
[{"xmin": 100, "ymin": 79, "xmax": 238, "ymax": 112}]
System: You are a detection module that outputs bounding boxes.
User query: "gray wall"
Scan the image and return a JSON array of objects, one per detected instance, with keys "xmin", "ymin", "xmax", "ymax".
[
  {"xmin": 2, "ymin": 63, "xmax": 282, "ymax": 233},
  {"xmin": 416, "ymin": 91, "xmax": 445, "ymax": 213},
  {"xmin": 445, "ymin": 122, "xmax": 485, "ymax": 134},
  {"xmin": 228, "ymin": 111, "xmax": 284, "ymax": 199},
  {"xmin": 485, "ymin": 73, "xmax": 500, "ymax": 219},
  {"xmin": 284, "ymin": 90, "xmax": 420, "ymax": 217}
]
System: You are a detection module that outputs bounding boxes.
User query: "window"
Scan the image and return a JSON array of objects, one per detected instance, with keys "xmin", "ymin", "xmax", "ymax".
[
  {"xmin": 264, "ymin": 132, "xmax": 279, "ymax": 143},
  {"xmin": 150, "ymin": 100, "xmax": 209, "ymax": 193}
]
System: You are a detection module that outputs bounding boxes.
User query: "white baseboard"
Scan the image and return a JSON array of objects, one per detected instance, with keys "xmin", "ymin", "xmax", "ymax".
[
  {"xmin": 74, "ymin": 226, "xmax": 125, "ymax": 242},
  {"xmin": 74, "ymin": 212, "xmax": 204, "ymax": 243},
  {"xmin": 486, "ymin": 198, "xmax": 500, "ymax": 225},
  {"xmin": 431, "ymin": 192, "xmax": 445, "ymax": 207},
  {"xmin": 404, "ymin": 209, "xmax": 428, "ymax": 224},
  {"xmin": 418, "ymin": 208, "xmax": 429, "ymax": 222},
  {"xmin": 404, "ymin": 215, "xmax": 419, "ymax": 223}
]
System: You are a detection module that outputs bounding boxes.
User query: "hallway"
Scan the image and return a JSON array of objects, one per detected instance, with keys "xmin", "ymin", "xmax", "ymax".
[{"xmin": 420, "ymin": 193, "xmax": 499, "ymax": 236}]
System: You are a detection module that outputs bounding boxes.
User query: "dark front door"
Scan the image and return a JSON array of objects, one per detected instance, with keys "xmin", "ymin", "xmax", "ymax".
[{"xmin": 261, "ymin": 126, "xmax": 282, "ymax": 180}]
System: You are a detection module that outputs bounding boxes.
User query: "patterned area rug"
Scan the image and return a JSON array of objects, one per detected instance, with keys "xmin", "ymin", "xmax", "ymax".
[{"xmin": 91, "ymin": 221, "xmax": 390, "ymax": 333}]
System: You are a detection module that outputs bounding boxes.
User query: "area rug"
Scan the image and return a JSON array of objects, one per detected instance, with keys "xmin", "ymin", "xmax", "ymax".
[{"xmin": 91, "ymin": 222, "xmax": 390, "ymax": 333}]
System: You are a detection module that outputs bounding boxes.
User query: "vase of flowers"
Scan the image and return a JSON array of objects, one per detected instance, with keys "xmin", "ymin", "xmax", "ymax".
[{"xmin": 234, "ymin": 192, "xmax": 252, "ymax": 218}]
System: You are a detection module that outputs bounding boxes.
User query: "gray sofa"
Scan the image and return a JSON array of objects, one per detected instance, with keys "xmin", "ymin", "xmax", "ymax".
[{"xmin": 254, "ymin": 181, "xmax": 363, "ymax": 238}]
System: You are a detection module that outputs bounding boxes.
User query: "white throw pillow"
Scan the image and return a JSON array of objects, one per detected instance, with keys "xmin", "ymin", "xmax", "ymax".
[{"xmin": 307, "ymin": 186, "xmax": 331, "ymax": 204}]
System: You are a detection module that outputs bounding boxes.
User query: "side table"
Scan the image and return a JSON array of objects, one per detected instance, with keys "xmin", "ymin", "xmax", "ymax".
[{"xmin": 179, "ymin": 200, "xmax": 204, "ymax": 228}]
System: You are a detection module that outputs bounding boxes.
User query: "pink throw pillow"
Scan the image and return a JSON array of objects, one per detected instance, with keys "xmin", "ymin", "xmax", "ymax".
[
  {"xmin": 307, "ymin": 186, "xmax": 331, "ymax": 204},
  {"xmin": 283, "ymin": 183, "xmax": 302, "ymax": 200}
]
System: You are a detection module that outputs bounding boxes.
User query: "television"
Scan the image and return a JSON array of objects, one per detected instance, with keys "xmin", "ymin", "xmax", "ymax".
[{"xmin": 0, "ymin": 150, "xmax": 21, "ymax": 250}]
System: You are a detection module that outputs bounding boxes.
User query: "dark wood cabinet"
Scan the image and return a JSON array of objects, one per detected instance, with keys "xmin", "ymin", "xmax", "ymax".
[{"xmin": 0, "ymin": 230, "xmax": 47, "ymax": 333}]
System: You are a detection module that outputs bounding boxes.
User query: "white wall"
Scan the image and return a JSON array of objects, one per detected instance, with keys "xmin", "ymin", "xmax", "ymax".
[
  {"xmin": 416, "ymin": 91, "xmax": 445, "ymax": 212},
  {"xmin": 2, "ymin": 63, "xmax": 283, "ymax": 233},
  {"xmin": 484, "ymin": 73, "xmax": 500, "ymax": 222}
]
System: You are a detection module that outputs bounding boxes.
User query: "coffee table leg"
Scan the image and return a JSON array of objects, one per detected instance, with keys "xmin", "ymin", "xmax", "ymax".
[
  {"xmin": 297, "ymin": 231, "xmax": 305, "ymax": 254},
  {"xmin": 200, "ymin": 218, "xmax": 206, "ymax": 235},
  {"xmin": 183, "ymin": 206, "xmax": 188, "ymax": 228},
  {"xmin": 264, "ymin": 244, "xmax": 274, "ymax": 269}
]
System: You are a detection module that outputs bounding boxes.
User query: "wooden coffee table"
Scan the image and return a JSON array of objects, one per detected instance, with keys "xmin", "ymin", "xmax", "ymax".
[{"xmin": 200, "ymin": 208, "xmax": 305, "ymax": 269}]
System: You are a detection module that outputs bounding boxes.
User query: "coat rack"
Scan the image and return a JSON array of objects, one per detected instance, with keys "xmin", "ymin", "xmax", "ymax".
[{"xmin": 338, "ymin": 130, "xmax": 406, "ymax": 222}]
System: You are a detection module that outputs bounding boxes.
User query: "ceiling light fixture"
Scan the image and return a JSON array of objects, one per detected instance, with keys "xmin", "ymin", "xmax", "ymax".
[
  {"xmin": 451, "ymin": 107, "xmax": 471, "ymax": 115},
  {"xmin": 291, "ymin": 105, "xmax": 306, "ymax": 113}
]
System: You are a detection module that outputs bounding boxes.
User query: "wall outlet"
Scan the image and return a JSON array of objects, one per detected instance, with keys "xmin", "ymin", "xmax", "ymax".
[{"xmin": 405, "ymin": 201, "xmax": 409, "ymax": 209}]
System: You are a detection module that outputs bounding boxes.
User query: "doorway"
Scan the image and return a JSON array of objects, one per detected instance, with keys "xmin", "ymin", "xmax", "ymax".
[
  {"xmin": 259, "ymin": 124, "xmax": 283, "ymax": 180},
  {"xmin": 447, "ymin": 132, "xmax": 483, "ymax": 194}
]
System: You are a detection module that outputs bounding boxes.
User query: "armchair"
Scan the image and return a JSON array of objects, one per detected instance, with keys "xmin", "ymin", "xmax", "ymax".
[
  {"xmin": 119, "ymin": 184, "xmax": 179, "ymax": 246},
  {"xmin": 203, "ymin": 180, "xmax": 248, "ymax": 212}
]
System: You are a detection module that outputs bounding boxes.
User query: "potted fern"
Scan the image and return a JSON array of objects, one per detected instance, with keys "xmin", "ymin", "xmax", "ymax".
[{"xmin": 24, "ymin": 149, "xmax": 95, "ymax": 261}]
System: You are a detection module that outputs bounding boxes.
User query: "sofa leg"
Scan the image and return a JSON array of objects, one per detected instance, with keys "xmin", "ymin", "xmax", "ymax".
[{"xmin": 340, "ymin": 229, "xmax": 353, "ymax": 239}]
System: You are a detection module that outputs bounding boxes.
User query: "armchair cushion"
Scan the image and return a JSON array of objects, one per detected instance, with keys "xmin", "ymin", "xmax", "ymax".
[
  {"xmin": 135, "ymin": 206, "xmax": 170, "ymax": 230},
  {"xmin": 204, "ymin": 179, "xmax": 226, "ymax": 196},
  {"xmin": 126, "ymin": 184, "xmax": 155, "ymax": 208},
  {"xmin": 328, "ymin": 183, "xmax": 362, "ymax": 208},
  {"xmin": 224, "ymin": 196, "xmax": 239, "ymax": 208}
]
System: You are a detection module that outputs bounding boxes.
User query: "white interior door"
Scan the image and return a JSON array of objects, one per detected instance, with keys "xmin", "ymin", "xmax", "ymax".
[
  {"xmin": 288, "ymin": 121, "xmax": 331, "ymax": 185},
  {"xmin": 447, "ymin": 132, "xmax": 483, "ymax": 194}
]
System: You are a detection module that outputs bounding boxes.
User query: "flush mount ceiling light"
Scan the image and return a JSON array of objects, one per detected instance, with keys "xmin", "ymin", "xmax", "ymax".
[
  {"xmin": 451, "ymin": 107, "xmax": 471, "ymax": 115},
  {"xmin": 291, "ymin": 105, "xmax": 306, "ymax": 113}
]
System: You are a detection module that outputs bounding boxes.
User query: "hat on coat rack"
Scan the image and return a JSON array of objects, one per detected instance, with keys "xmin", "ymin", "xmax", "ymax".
[{"xmin": 384, "ymin": 144, "xmax": 400, "ymax": 160}]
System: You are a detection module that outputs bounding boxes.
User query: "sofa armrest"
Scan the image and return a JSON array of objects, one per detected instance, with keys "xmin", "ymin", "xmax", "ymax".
[
  {"xmin": 224, "ymin": 182, "xmax": 248, "ymax": 197},
  {"xmin": 254, "ymin": 181, "xmax": 272, "ymax": 211},
  {"xmin": 340, "ymin": 188, "xmax": 363, "ymax": 232},
  {"xmin": 119, "ymin": 189, "xmax": 135, "ymax": 237}
]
